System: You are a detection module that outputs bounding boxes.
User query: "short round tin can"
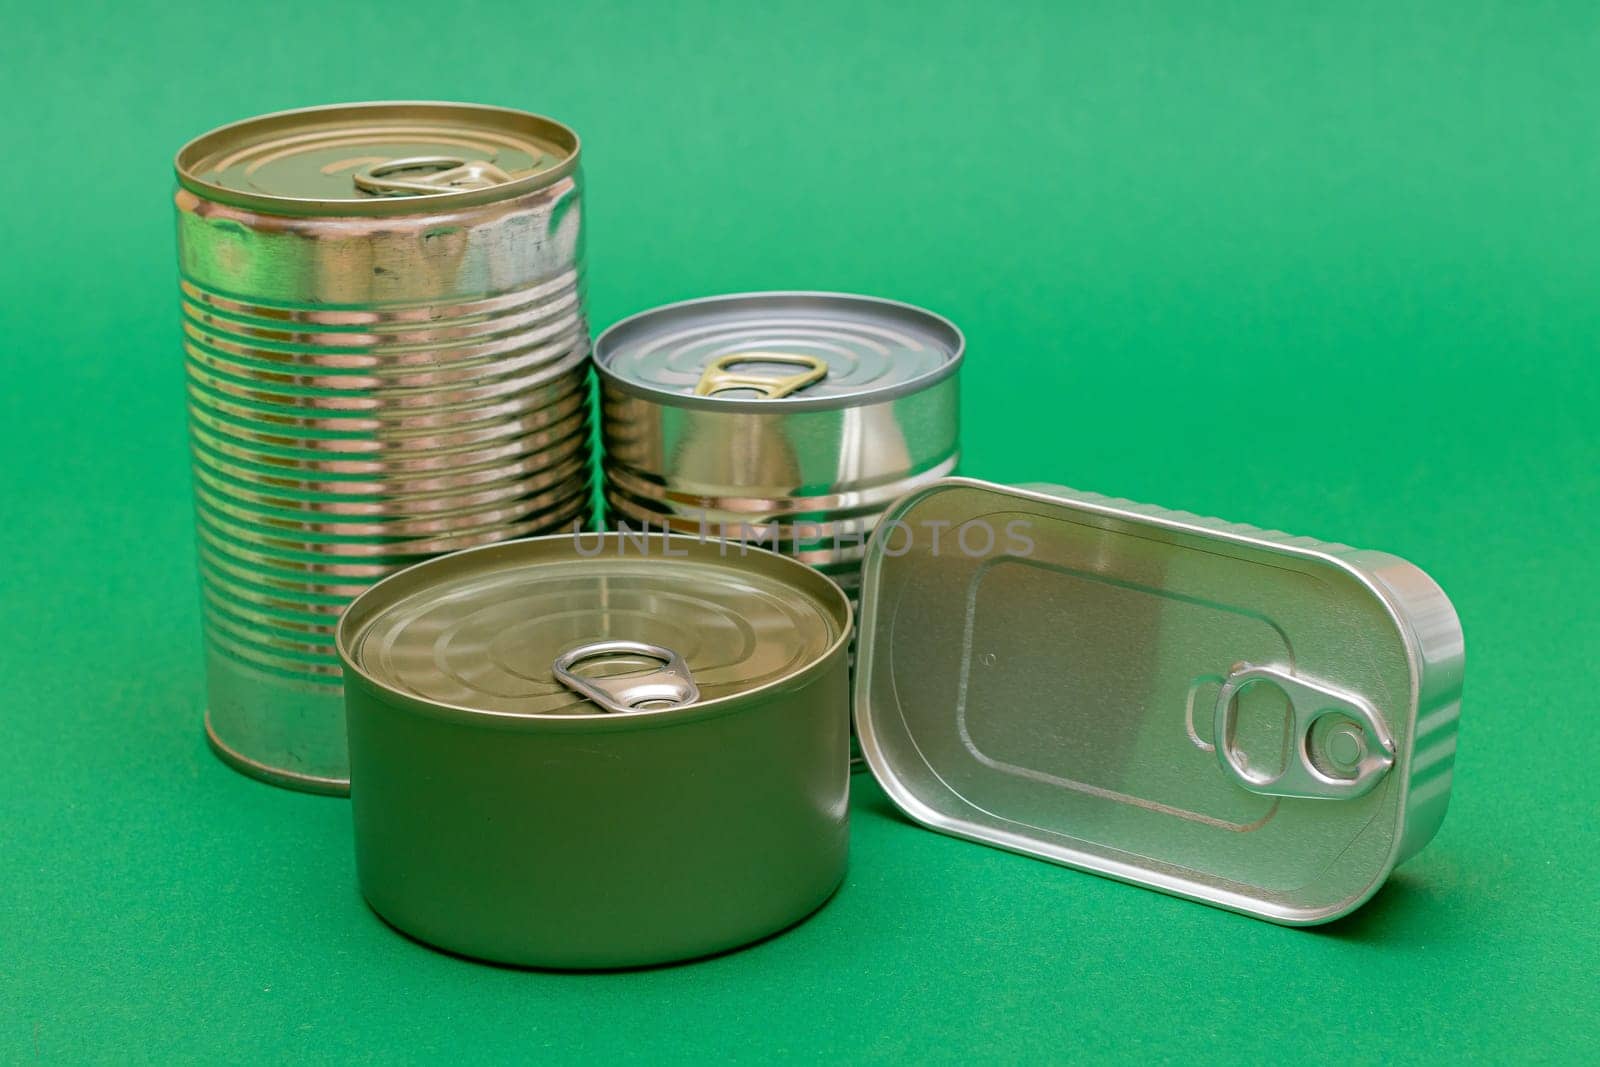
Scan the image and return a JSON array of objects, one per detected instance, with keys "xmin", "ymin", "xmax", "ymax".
[
  {"xmin": 593, "ymin": 292, "xmax": 963, "ymax": 605},
  {"xmin": 336, "ymin": 533, "xmax": 853, "ymax": 969},
  {"xmin": 174, "ymin": 102, "xmax": 593, "ymax": 794}
]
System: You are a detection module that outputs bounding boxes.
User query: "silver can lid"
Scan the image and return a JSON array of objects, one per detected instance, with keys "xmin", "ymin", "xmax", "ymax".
[
  {"xmin": 854, "ymin": 478, "xmax": 1464, "ymax": 925},
  {"xmin": 337, "ymin": 533, "xmax": 850, "ymax": 720},
  {"xmin": 593, "ymin": 292, "xmax": 963, "ymax": 411}
]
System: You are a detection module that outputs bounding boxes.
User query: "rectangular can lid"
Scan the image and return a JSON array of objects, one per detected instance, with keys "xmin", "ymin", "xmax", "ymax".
[{"xmin": 854, "ymin": 479, "xmax": 1464, "ymax": 924}]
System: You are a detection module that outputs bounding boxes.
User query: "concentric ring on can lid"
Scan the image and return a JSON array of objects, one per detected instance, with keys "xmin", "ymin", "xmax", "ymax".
[
  {"xmin": 175, "ymin": 102, "xmax": 579, "ymax": 216},
  {"xmin": 336, "ymin": 533, "xmax": 851, "ymax": 725},
  {"xmin": 594, "ymin": 292, "xmax": 964, "ymax": 412}
]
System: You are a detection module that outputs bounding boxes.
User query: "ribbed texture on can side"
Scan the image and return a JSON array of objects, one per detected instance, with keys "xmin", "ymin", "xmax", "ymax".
[
  {"xmin": 183, "ymin": 273, "xmax": 592, "ymax": 788},
  {"xmin": 596, "ymin": 377, "xmax": 960, "ymax": 605}
]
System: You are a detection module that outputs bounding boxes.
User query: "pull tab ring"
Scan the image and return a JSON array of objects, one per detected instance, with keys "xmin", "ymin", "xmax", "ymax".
[
  {"xmin": 353, "ymin": 156, "xmax": 515, "ymax": 197},
  {"xmin": 1214, "ymin": 664, "xmax": 1394, "ymax": 800},
  {"xmin": 552, "ymin": 640, "xmax": 701, "ymax": 713},
  {"xmin": 693, "ymin": 352, "xmax": 829, "ymax": 399}
]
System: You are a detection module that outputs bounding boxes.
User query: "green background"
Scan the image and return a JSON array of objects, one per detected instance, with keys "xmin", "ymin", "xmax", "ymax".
[{"xmin": 4, "ymin": 1, "xmax": 1596, "ymax": 1061}]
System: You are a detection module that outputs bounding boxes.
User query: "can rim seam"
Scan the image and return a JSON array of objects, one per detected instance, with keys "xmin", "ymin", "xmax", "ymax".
[
  {"xmin": 175, "ymin": 101, "xmax": 581, "ymax": 218},
  {"xmin": 335, "ymin": 534, "xmax": 854, "ymax": 728},
  {"xmin": 594, "ymin": 291, "xmax": 965, "ymax": 413}
]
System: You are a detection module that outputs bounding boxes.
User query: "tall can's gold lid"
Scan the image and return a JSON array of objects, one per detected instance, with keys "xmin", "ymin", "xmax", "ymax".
[{"xmin": 175, "ymin": 101, "xmax": 579, "ymax": 216}]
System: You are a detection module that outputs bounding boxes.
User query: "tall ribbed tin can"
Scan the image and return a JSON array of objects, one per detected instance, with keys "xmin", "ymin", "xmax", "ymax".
[
  {"xmin": 174, "ymin": 102, "xmax": 592, "ymax": 794},
  {"xmin": 594, "ymin": 292, "xmax": 963, "ymax": 606}
]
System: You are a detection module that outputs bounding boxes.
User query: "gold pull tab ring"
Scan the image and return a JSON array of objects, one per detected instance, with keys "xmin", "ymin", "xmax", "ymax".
[{"xmin": 692, "ymin": 352, "xmax": 829, "ymax": 399}]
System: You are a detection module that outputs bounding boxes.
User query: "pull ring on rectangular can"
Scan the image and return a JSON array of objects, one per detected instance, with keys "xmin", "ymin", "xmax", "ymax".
[
  {"xmin": 553, "ymin": 640, "xmax": 702, "ymax": 713},
  {"xmin": 1214, "ymin": 664, "xmax": 1395, "ymax": 800}
]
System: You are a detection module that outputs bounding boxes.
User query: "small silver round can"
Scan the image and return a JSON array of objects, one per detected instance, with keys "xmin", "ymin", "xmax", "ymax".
[
  {"xmin": 175, "ymin": 102, "xmax": 592, "ymax": 794},
  {"xmin": 593, "ymin": 291, "xmax": 963, "ymax": 605}
]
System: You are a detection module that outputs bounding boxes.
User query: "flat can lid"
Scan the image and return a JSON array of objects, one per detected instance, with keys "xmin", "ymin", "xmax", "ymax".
[
  {"xmin": 337, "ymin": 533, "xmax": 850, "ymax": 721},
  {"xmin": 175, "ymin": 101, "xmax": 578, "ymax": 216},
  {"xmin": 854, "ymin": 478, "xmax": 1463, "ymax": 924},
  {"xmin": 594, "ymin": 292, "xmax": 963, "ymax": 412}
]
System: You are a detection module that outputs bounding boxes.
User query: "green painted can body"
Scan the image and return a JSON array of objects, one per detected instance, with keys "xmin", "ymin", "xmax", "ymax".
[{"xmin": 337, "ymin": 534, "xmax": 852, "ymax": 968}]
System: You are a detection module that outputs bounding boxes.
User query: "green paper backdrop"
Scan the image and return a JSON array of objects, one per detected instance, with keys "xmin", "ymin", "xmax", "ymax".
[{"xmin": 4, "ymin": 1, "xmax": 1596, "ymax": 1061}]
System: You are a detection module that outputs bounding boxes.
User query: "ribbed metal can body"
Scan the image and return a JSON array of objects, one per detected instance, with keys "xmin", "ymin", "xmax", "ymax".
[
  {"xmin": 174, "ymin": 103, "xmax": 591, "ymax": 794},
  {"xmin": 595, "ymin": 292, "xmax": 963, "ymax": 605}
]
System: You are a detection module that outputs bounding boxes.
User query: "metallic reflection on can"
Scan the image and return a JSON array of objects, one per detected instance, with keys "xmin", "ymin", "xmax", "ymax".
[
  {"xmin": 594, "ymin": 291, "xmax": 963, "ymax": 604},
  {"xmin": 175, "ymin": 102, "xmax": 592, "ymax": 793},
  {"xmin": 855, "ymin": 478, "xmax": 1465, "ymax": 924}
]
